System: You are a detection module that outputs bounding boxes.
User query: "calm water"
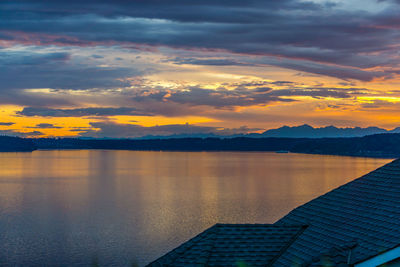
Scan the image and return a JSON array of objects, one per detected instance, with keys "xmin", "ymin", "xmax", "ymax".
[{"xmin": 0, "ymin": 150, "xmax": 391, "ymax": 266}]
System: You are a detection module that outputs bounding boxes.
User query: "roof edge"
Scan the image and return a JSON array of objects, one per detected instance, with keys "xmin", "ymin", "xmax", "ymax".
[{"xmin": 354, "ymin": 243, "xmax": 400, "ymax": 266}]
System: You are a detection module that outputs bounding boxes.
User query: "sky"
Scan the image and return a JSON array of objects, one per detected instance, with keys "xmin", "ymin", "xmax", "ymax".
[{"xmin": 2, "ymin": 0, "xmax": 400, "ymax": 138}]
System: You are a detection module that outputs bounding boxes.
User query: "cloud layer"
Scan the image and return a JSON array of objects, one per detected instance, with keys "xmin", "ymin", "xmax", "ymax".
[
  {"xmin": 2, "ymin": 0, "xmax": 400, "ymax": 136},
  {"xmin": 2, "ymin": 0, "xmax": 400, "ymax": 81}
]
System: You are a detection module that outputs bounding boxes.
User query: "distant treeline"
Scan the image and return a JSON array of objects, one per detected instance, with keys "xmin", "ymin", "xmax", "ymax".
[
  {"xmin": 0, "ymin": 136, "xmax": 36, "ymax": 152},
  {"xmin": 30, "ymin": 133, "xmax": 400, "ymax": 158},
  {"xmin": 2, "ymin": 134, "xmax": 400, "ymax": 158},
  {"xmin": 31, "ymin": 137, "xmax": 304, "ymax": 151}
]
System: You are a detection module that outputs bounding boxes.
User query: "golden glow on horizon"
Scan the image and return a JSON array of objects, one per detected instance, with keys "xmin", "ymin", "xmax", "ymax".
[
  {"xmin": 0, "ymin": 105, "xmax": 218, "ymax": 137},
  {"xmin": 112, "ymin": 115, "xmax": 216, "ymax": 127}
]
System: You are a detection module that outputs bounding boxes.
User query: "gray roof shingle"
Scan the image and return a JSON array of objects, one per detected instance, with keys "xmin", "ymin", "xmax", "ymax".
[{"xmin": 147, "ymin": 224, "xmax": 307, "ymax": 267}]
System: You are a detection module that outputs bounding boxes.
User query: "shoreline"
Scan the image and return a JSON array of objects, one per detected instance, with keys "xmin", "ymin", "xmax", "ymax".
[{"xmin": 2, "ymin": 134, "xmax": 400, "ymax": 159}]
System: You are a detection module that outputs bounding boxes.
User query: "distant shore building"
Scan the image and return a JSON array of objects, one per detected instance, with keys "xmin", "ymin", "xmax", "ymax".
[{"xmin": 148, "ymin": 159, "xmax": 400, "ymax": 266}]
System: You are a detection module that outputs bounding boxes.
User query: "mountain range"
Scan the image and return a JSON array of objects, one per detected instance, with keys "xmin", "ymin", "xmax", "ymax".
[
  {"xmin": 136, "ymin": 124, "xmax": 400, "ymax": 139},
  {"xmin": 255, "ymin": 124, "xmax": 400, "ymax": 138}
]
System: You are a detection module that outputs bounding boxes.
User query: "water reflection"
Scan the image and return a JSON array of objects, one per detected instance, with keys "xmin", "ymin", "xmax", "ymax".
[{"xmin": 0, "ymin": 151, "xmax": 391, "ymax": 266}]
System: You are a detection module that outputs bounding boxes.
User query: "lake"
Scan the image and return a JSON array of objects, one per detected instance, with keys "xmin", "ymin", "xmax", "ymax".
[{"xmin": 0, "ymin": 150, "xmax": 391, "ymax": 266}]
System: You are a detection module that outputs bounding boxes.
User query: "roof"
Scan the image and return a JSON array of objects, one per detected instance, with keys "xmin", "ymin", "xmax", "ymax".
[
  {"xmin": 148, "ymin": 159, "xmax": 400, "ymax": 266},
  {"xmin": 147, "ymin": 224, "xmax": 307, "ymax": 267},
  {"xmin": 274, "ymin": 158, "xmax": 400, "ymax": 266}
]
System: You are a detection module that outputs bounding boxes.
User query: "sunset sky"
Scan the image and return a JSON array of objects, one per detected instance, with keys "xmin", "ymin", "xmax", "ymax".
[{"xmin": 2, "ymin": 0, "xmax": 400, "ymax": 138}]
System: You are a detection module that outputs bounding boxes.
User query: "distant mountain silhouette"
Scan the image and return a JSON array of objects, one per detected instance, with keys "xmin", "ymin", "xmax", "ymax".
[
  {"xmin": 133, "ymin": 124, "xmax": 398, "ymax": 139},
  {"xmin": 259, "ymin": 124, "xmax": 390, "ymax": 138},
  {"xmin": 391, "ymin": 127, "xmax": 400, "ymax": 133}
]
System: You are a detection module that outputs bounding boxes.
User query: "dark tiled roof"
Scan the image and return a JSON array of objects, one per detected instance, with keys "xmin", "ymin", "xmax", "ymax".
[
  {"xmin": 274, "ymin": 158, "xmax": 400, "ymax": 266},
  {"xmin": 147, "ymin": 224, "xmax": 306, "ymax": 267}
]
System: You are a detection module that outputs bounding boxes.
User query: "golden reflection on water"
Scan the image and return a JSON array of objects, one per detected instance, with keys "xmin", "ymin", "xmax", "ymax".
[{"xmin": 0, "ymin": 151, "xmax": 391, "ymax": 266}]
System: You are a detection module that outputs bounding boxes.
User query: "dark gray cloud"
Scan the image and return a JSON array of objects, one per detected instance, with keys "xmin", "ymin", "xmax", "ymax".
[
  {"xmin": 0, "ymin": 49, "xmax": 144, "ymax": 107},
  {"xmin": 0, "ymin": 122, "xmax": 15, "ymax": 126},
  {"xmin": 0, "ymin": 0, "xmax": 399, "ymax": 80},
  {"xmin": 0, "ymin": 1, "xmax": 320, "ymax": 24},
  {"xmin": 91, "ymin": 54, "xmax": 104, "ymax": 59},
  {"xmin": 167, "ymin": 55, "xmax": 388, "ymax": 81},
  {"xmin": 131, "ymin": 85, "xmax": 369, "ymax": 109},
  {"xmin": 69, "ymin": 127, "xmax": 93, "ymax": 132},
  {"xmin": 266, "ymin": 58, "xmax": 389, "ymax": 82},
  {"xmin": 17, "ymin": 107, "xmax": 152, "ymax": 117},
  {"xmin": 0, "ymin": 91, "xmax": 74, "ymax": 107},
  {"xmin": 0, "ymin": 129, "xmax": 43, "ymax": 137},
  {"xmin": 0, "ymin": 50, "xmax": 139, "ymax": 91},
  {"xmin": 3, "ymin": 51, "xmax": 70, "ymax": 64},
  {"xmin": 78, "ymin": 121, "xmax": 262, "ymax": 138},
  {"xmin": 358, "ymin": 99, "xmax": 400, "ymax": 110},
  {"xmin": 28, "ymin": 123, "xmax": 62, "ymax": 129},
  {"xmin": 133, "ymin": 86, "xmax": 290, "ymax": 108},
  {"xmin": 269, "ymin": 87, "xmax": 368, "ymax": 99},
  {"xmin": 168, "ymin": 57, "xmax": 255, "ymax": 66}
]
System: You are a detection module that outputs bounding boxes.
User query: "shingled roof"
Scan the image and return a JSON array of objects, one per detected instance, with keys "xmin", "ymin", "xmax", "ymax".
[
  {"xmin": 147, "ymin": 224, "xmax": 307, "ymax": 266},
  {"xmin": 148, "ymin": 158, "xmax": 400, "ymax": 266}
]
